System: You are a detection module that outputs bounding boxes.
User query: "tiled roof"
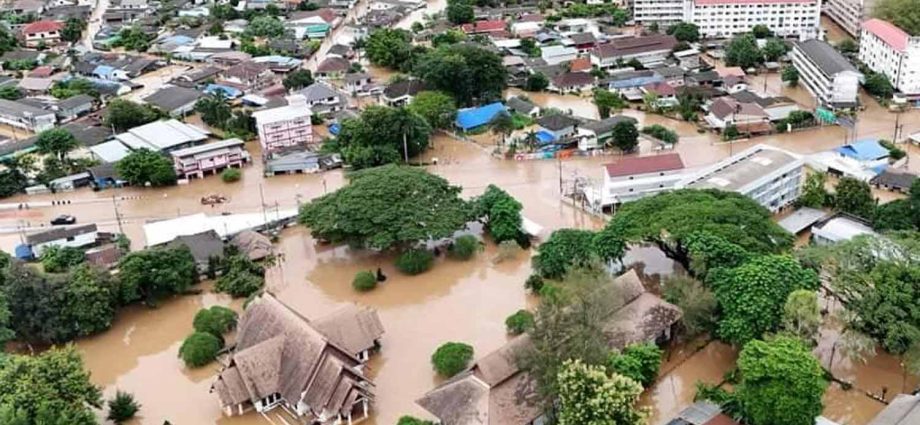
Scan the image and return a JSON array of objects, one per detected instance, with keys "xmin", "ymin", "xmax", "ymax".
[
  {"xmin": 862, "ymin": 18, "xmax": 909, "ymax": 52},
  {"xmin": 594, "ymin": 34, "xmax": 678, "ymax": 59},
  {"xmin": 21, "ymin": 20, "xmax": 64, "ymax": 35},
  {"xmin": 604, "ymin": 153, "xmax": 685, "ymax": 177},
  {"xmin": 460, "ymin": 19, "xmax": 506, "ymax": 33}
]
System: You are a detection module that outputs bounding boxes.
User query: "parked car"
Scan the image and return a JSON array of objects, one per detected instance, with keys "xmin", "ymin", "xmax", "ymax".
[{"xmin": 50, "ymin": 215, "xmax": 77, "ymax": 225}]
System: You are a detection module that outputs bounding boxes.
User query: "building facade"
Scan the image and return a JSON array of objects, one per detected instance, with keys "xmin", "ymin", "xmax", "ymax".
[
  {"xmin": 859, "ymin": 19, "xmax": 920, "ymax": 101},
  {"xmin": 597, "ymin": 153, "xmax": 688, "ymax": 206},
  {"xmin": 630, "ymin": 0, "xmax": 687, "ymax": 26},
  {"xmin": 170, "ymin": 138, "xmax": 248, "ymax": 179},
  {"xmin": 823, "ymin": 0, "xmax": 874, "ymax": 37},
  {"xmin": 252, "ymin": 95, "xmax": 314, "ymax": 153},
  {"xmin": 635, "ymin": 0, "xmax": 821, "ymax": 39},
  {"xmin": 0, "ymin": 99, "xmax": 56, "ymax": 132},
  {"xmin": 791, "ymin": 39, "xmax": 862, "ymax": 108}
]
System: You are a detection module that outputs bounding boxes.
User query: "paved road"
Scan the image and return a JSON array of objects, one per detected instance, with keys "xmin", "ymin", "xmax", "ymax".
[{"xmin": 82, "ymin": 0, "xmax": 111, "ymax": 49}]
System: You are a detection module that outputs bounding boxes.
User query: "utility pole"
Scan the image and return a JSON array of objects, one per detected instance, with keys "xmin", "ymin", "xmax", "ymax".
[
  {"xmin": 259, "ymin": 183, "xmax": 267, "ymax": 224},
  {"xmin": 403, "ymin": 132, "xmax": 409, "ymax": 164},
  {"xmin": 111, "ymin": 195, "xmax": 124, "ymax": 234},
  {"xmin": 557, "ymin": 156, "xmax": 563, "ymax": 194},
  {"xmin": 893, "ymin": 108, "xmax": 903, "ymax": 142}
]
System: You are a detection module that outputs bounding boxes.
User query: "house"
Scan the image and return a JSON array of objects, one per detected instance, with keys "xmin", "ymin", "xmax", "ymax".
[
  {"xmin": 455, "ymin": 102, "xmax": 507, "ymax": 132},
  {"xmin": 18, "ymin": 77, "xmax": 53, "ymax": 94},
  {"xmin": 343, "ymin": 73, "xmax": 379, "ymax": 96},
  {"xmin": 24, "ymin": 224, "xmax": 98, "ymax": 258},
  {"xmin": 811, "ymin": 214, "xmax": 877, "ymax": 245},
  {"xmin": 20, "ymin": 20, "xmax": 65, "ymax": 48},
  {"xmin": 382, "ymin": 79, "xmax": 425, "ymax": 107},
  {"xmin": 115, "ymin": 119, "xmax": 210, "ymax": 153},
  {"xmin": 557, "ymin": 18, "xmax": 589, "ymax": 33},
  {"xmin": 327, "ymin": 44, "xmax": 354, "ymax": 59},
  {"xmin": 859, "ymin": 19, "xmax": 920, "ymax": 102},
  {"xmin": 171, "ymin": 138, "xmax": 248, "ymax": 179},
  {"xmin": 600, "ymin": 70, "xmax": 664, "ymax": 99},
  {"xmin": 171, "ymin": 66, "xmax": 223, "ymax": 88},
  {"xmin": 252, "ymin": 95, "xmax": 314, "ymax": 154},
  {"xmin": 677, "ymin": 144, "xmax": 804, "ymax": 212},
  {"xmin": 870, "ymin": 170, "xmax": 917, "ymax": 193},
  {"xmin": 511, "ymin": 21, "xmax": 541, "ymax": 37},
  {"xmin": 577, "ymin": 115, "xmax": 638, "ymax": 150},
  {"xmin": 674, "ymin": 48, "xmax": 701, "ymax": 70},
  {"xmin": 591, "ymin": 35, "xmax": 678, "ymax": 69},
  {"xmin": 85, "ymin": 244, "xmax": 122, "ymax": 269},
  {"xmin": 777, "ymin": 207, "xmax": 831, "ymax": 235},
  {"xmin": 792, "ymin": 39, "xmax": 862, "ymax": 108},
  {"xmin": 299, "ymin": 82, "xmax": 346, "ymax": 115},
  {"xmin": 211, "ymin": 293, "xmax": 377, "ymax": 422},
  {"xmin": 569, "ymin": 56, "xmax": 592, "ymax": 73},
  {"xmin": 704, "ymin": 96, "xmax": 771, "ymax": 134},
  {"xmin": 505, "ymin": 96, "xmax": 540, "ymax": 117},
  {"xmin": 550, "ymin": 72, "xmax": 595, "ymax": 93},
  {"xmin": 89, "ymin": 163, "xmax": 124, "ymax": 188},
  {"xmin": 90, "ymin": 140, "xmax": 132, "ymax": 163},
  {"xmin": 53, "ymin": 94, "xmax": 95, "ymax": 122},
  {"xmin": 220, "ymin": 61, "xmax": 275, "ymax": 92},
  {"xmin": 10, "ymin": 0, "xmax": 45, "ymax": 14},
  {"xmin": 536, "ymin": 114, "xmax": 580, "ymax": 141},
  {"xmin": 417, "ymin": 269, "xmax": 681, "ymax": 425},
  {"xmin": 230, "ymin": 230, "xmax": 274, "ymax": 261},
  {"xmin": 315, "ymin": 56, "xmax": 350, "ymax": 80},
  {"xmin": 264, "ymin": 150, "xmax": 332, "ymax": 175},
  {"xmin": 312, "ymin": 304, "xmax": 385, "ymax": 362},
  {"xmin": 569, "ymin": 32, "xmax": 597, "ymax": 53},
  {"xmin": 540, "ymin": 45, "xmax": 577, "ymax": 66},
  {"xmin": 590, "ymin": 153, "xmax": 686, "ymax": 207},
  {"xmin": 460, "ymin": 19, "xmax": 506, "ymax": 35},
  {"xmin": 867, "ymin": 393, "xmax": 920, "ymax": 425},
  {"xmin": 0, "ymin": 98, "xmax": 56, "ymax": 132},
  {"xmin": 251, "ymin": 55, "xmax": 303, "ymax": 73},
  {"xmin": 143, "ymin": 86, "xmax": 203, "ymax": 116},
  {"xmin": 654, "ymin": 66, "xmax": 686, "ymax": 87},
  {"xmin": 834, "ymin": 139, "xmax": 890, "ymax": 170},
  {"xmin": 288, "ymin": 8, "xmax": 342, "ymax": 28},
  {"xmin": 641, "ymin": 81, "xmax": 678, "ymax": 108},
  {"xmin": 166, "ymin": 230, "xmax": 224, "ymax": 273}
]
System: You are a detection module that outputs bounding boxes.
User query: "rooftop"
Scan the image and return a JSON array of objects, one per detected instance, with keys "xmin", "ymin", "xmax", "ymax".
[
  {"xmin": 869, "ymin": 393, "xmax": 920, "ymax": 425},
  {"xmin": 794, "ymin": 39, "xmax": 859, "ymax": 76},
  {"xmin": 594, "ymin": 34, "xmax": 678, "ymax": 59},
  {"xmin": 142, "ymin": 86, "xmax": 203, "ymax": 112},
  {"xmin": 115, "ymin": 119, "xmax": 210, "ymax": 151},
  {"xmin": 777, "ymin": 207, "xmax": 829, "ymax": 234},
  {"xmin": 536, "ymin": 113, "xmax": 580, "ymax": 131},
  {"xmin": 680, "ymin": 144, "xmax": 800, "ymax": 191},
  {"xmin": 605, "ymin": 153, "xmax": 685, "ymax": 177},
  {"xmin": 862, "ymin": 18, "xmax": 910, "ymax": 52},
  {"xmin": 26, "ymin": 224, "xmax": 98, "ymax": 245},
  {"xmin": 170, "ymin": 138, "xmax": 245, "ymax": 158}
]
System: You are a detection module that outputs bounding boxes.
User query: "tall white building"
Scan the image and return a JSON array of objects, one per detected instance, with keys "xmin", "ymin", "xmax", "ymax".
[
  {"xmin": 251, "ymin": 94, "xmax": 314, "ymax": 154},
  {"xmin": 859, "ymin": 19, "xmax": 920, "ymax": 101},
  {"xmin": 631, "ymin": 0, "xmax": 822, "ymax": 39},
  {"xmin": 791, "ymin": 39, "xmax": 862, "ymax": 108},
  {"xmin": 823, "ymin": 0, "xmax": 875, "ymax": 37}
]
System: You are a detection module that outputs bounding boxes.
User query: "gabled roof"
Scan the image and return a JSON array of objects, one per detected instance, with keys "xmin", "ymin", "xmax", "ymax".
[
  {"xmin": 793, "ymin": 39, "xmax": 859, "ymax": 76},
  {"xmin": 455, "ymin": 102, "xmax": 507, "ymax": 130},
  {"xmin": 536, "ymin": 113, "xmax": 579, "ymax": 131},
  {"xmin": 317, "ymin": 56, "xmax": 350, "ymax": 73},
  {"xmin": 166, "ymin": 230, "xmax": 223, "ymax": 264},
  {"xmin": 461, "ymin": 19, "xmax": 506, "ymax": 34},
  {"xmin": 870, "ymin": 170, "xmax": 917, "ymax": 190},
  {"xmin": 505, "ymin": 96, "xmax": 537, "ymax": 115},
  {"xmin": 26, "ymin": 224, "xmax": 98, "ymax": 245},
  {"xmin": 605, "ymin": 153, "xmax": 685, "ymax": 177},
  {"xmin": 862, "ymin": 19, "xmax": 909, "ymax": 52},
  {"xmin": 709, "ymin": 96, "xmax": 767, "ymax": 120},
  {"xmin": 582, "ymin": 115, "xmax": 637, "ymax": 135},
  {"xmin": 552, "ymin": 71, "xmax": 594, "ymax": 88},
  {"xmin": 569, "ymin": 32, "xmax": 596, "ymax": 45},
  {"xmin": 834, "ymin": 139, "xmax": 889, "ymax": 161},
  {"xmin": 21, "ymin": 20, "xmax": 64, "ymax": 35},
  {"xmin": 298, "ymin": 81, "xmax": 341, "ymax": 102},
  {"xmin": 594, "ymin": 34, "xmax": 678, "ymax": 59},
  {"xmin": 313, "ymin": 304, "xmax": 385, "ymax": 357},
  {"xmin": 142, "ymin": 86, "xmax": 203, "ymax": 112},
  {"xmin": 383, "ymin": 79, "xmax": 425, "ymax": 99}
]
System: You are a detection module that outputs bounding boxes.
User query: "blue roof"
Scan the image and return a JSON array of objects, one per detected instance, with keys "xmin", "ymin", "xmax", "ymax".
[
  {"xmin": 204, "ymin": 84, "xmax": 243, "ymax": 99},
  {"xmin": 607, "ymin": 75, "xmax": 662, "ymax": 89},
  {"xmin": 14, "ymin": 244, "xmax": 32, "ymax": 260},
  {"xmin": 329, "ymin": 122, "xmax": 341, "ymax": 135},
  {"xmin": 93, "ymin": 65, "xmax": 115, "ymax": 77},
  {"xmin": 165, "ymin": 35, "xmax": 195, "ymax": 45},
  {"xmin": 834, "ymin": 139, "xmax": 889, "ymax": 161},
  {"xmin": 455, "ymin": 102, "xmax": 507, "ymax": 131},
  {"xmin": 535, "ymin": 130, "xmax": 556, "ymax": 144}
]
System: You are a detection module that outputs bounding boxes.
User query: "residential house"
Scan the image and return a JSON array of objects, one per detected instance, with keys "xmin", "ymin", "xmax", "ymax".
[
  {"xmin": 792, "ymin": 39, "xmax": 862, "ymax": 108},
  {"xmin": 867, "ymin": 393, "xmax": 919, "ymax": 425},
  {"xmin": 18, "ymin": 77, "xmax": 53, "ymax": 94},
  {"xmin": 665, "ymin": 401, "xmax": 740, "ymax": 425},
  {"xmin": 115, "ymin": 119, "xmax": 210, "ymax": 153},
  {"xmin": 312, "ymin": 304, "xmax": 386, "ymax": 362},
  {"xmin": 143, "ymin": 86, "xmax": 204, "ymax": 116},
  {"xmin": 511, "ymin": 21, "xmax": 542, "ymax": 37},
  {"xmin": 505, "ymin": 96, "xmax": 540, "ymax": 118},
  {"xmin": 211, "ymin": 293, "xmax": 377, "ymax": 423},
  {"xmin": 578, "ymin": 115, "xmax": 638, "ymax": 150},
  {"xmin": 20, "ymin": 20, "xmax": 64, "ymax": 48},
  {"xmin": 591, "ymin": 35, "xmax": 678, "ymax": 69},
  {"xmin": 557, "ymin": 18, "xmax": 589, "ymax": 34},
  {"xmin": 0, "ymin": 98, "xmax": 56, "ymax": 132},
  {"xmin": 315, "ymin": 56, "xmax": 350, "ymax": 80},
  {"xmin": 299, "ymin": 82, "xmax": 346, "ymax": 116},
  {"xmin": 252, "ymin": 95, "xmax": 314, "ymax": 153},
  {"xmin": 10, "ymin": 0, "xmax": 45, "ymax": 14},
  {"xmin": 550, "ymin": 72, "xmax": 595, "ymax": 93},
  {"xmin": 704, "ymin": 96, "xmax": 771, "ymax": 134},
  {"xmin": 654, "ymin": 66, "xmax": 686, "ymax": 87},
  {"xmin": 674, "ymin": 48, "xmax": 702, "ymax": 70},
  {"xmin": 343, "ymin": 73, "xmax": 380, "ymax": 96},
  {"xmin": 53, "ymin": 94, "xmax": 94, "ymax": 122},
  {"xmin": 812, "ymin": 214, "xmax": 877, "ymax": 245},
  {"xmin": 833, "ymin": 138, "xmax": 891, "ymax": 171},
  {"xmin": 536, "ymin": 114, "xmax": 580, "ymax": 141},
  {"xmin": 251, "ymin": 56, "xmax": 302, "ymax": 73},
  {"xmin": 418, "ymin": 269, "xmax": 681, "ymax": 425},
  {"xmin": 569, "ymin": 57, "xmax": 592, "ymax": 73},
  {"xmin": 870, "ymin": 170, "xmax": 917, "ymax": 193},
  {"xmin": 540, "ymin": 45, "xmax": 578, "ymax": 66},
  {"xmin": 677, "ymin": 144, "xmax": 804, "ymax": 212},
  {"xmin": 166, "ymin": 230, "xmax": 224, "ymax": 273},
  {"xmin": 641, "ymin": 81, "xmax": 678, "ymax": 108},
  {"xmin": 590, "ymin": 153, "xmax": 687, "ymax": 207},
  {"xmin": 171, "ymin": 138, "xmax": 248, "ymax": 180},
  {"xmin": 461, "ymin": 19, "xmax": 506, "ymax": 35},
  {"xmin": 230, "ymin": 230, "xmax": 274, "ymax": 261},
  {"xmin": 220, "ymin": 61, "xmax": 275, "ymax": 92},
  {"xmin": 24, "ymin": 224, "xmax": 98, "ymax": 258},
  {"xmin": 455, "ymin": 102, "xmax": 507, "ymax": 132},
  {"xmin": 264, "ymin": 151, "xmax": 336, "ymax": 175},
  {"xmin": 600, "ymin": 70, "xmax": 664, "ymax": 99},
  {"xmin": 327, "ymin": 44, "xmax": 354, "ymax": 59},
  {"xmin": 382, "ymin": 79, "xmax": 425, "ymax": 107},
  {"xmin": 569, "ymin": 32, "xmax": 597, "ymax": 53},
  {"xmin": 686, "ymin": 70, "xmax": 722, "ymax": 87},
  {"xmin": 858, "ymin": 19, "xmax": 920, "ymax": 102}
]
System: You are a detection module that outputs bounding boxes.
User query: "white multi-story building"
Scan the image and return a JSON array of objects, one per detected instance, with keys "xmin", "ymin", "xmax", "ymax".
[
  {"xmin": 791, "ymin": 39, "xmax": 862, "ymax": 108},
  {"xmin": 859, "ymin": 19, "xmax": 920, "ymax": 101},
  {"xmin": 823, "ymin": 0, "xmax": 874, "ymax": 37},
  {"xmin": 252, "ymin": 95, "xmax": 314, "ymax": 154},
  {"xmin": 631, "ymin": 0, "xmax": 822, "ymax": 39},
  {"xmin": 677, "ymin": 144, "xmax": 804, "ymax": 212},
  {"xmin": 595, "ymin": 153, "xmax": 688, "ymax": 206}
]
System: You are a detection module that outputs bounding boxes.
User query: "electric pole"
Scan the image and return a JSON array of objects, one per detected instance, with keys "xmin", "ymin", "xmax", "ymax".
[{"xmin": 111, "ymin": 195, "xmax": 124, "ymax": 234}]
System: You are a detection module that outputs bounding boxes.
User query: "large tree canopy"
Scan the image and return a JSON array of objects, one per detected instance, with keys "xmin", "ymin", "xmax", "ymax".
[
  {"xmin": 412, "ymin": 44, "xmax": 507, "ymax": 106},
  {"xmin": 336, "ymin": 106, "xmax": 431, "ymax": 169},
  {"xmin": 118, "ymin": 245, "xmax": 197, "ymax": 305},
  {"xmin": 556, "ymin": 359, "xmax": 645, "ymax": 425},
  {"xmin": 365, "ymin": 28, "xmax": 416, "ymax": 72},
  {"xmin": 104, "ymin": 99, "xmax": 162, "ymax": 131},
  {"xmin": 299, "ymin": 165, "xmax": 470, "ymax": 250},
  {"xmin": 606, "ymin": 189, "xmax": 793, "ymax": 269},
  {"xmin": 115, "ymin": 148, "xmax": 178, "ymax": 187},
  {"xmin": 407, "ymin": 91, "xmax": 458, "ymax": 129},
  {"xmin": 875, "ymin": 0, "xmax": 920, "ymax": 36}
]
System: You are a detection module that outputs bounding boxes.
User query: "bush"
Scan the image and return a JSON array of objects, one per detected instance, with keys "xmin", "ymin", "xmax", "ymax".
[
  {"xmin": 215, "ymin": 254, "xmax": 264, "ymax": 298},
  {"xmin": 431, "ymin": 342, "xmax": 474, "ymax": 377},
  {"xmin": 641, "ymin": 124, "xmax": 678, "ymax": 144},
  {"xmin": 879, "ymin": 139, "xmax": 907, "ymax": 161},
  {"xmin": 40, "ymin": 245, "xmax": 85, "ymax": 273},
  {"xmin": 352, "ymin": 270, "xmax": 377, "ymax": 292},
  {"xmin": 395, "ymin": 249, "xmax": 434, "ymax": 275},
  {"xmin": 397, "ymin": 416, "xmax": 436, "ymax": 425},
  {"xmin": 607, "ymin": 343, "xmax": 663, "ymax": 387},
  {"xmin": 505, "ymin": 310, "xmax": 535, "ymax": 335},
  {"xmin": 107, "ymin": 390, "xmax": 141, "ymax": 424},
  {"xmin": 179, "ymin": 331, "xmax": 222, "ymax": 367},
  {"xmin": 524, "ymin": 274, "xmax": 544, "ymax": 293},
  {"xmin": 448, "ymin": 235, "xmax": 481, "ymax": 260},
  {"xmin": 193, "ymin": 306, "xmax": 238, "ymax": 337},
  {"xmin": 221, "ymin": 167, "xmax": 242, "ymax": 183}
]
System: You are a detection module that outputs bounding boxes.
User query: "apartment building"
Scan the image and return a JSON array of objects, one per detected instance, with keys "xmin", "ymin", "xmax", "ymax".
[
  {"xmin": 630, "ymin": 0, "xmax": 687, "ymax": 26},
  {"xmin": 859, "ymin": 19, "xmax": 920, "ymax": 101},
  {"xmin": 596, "ymin": 153, "xmax": 688, "ymax": 206},
  {"xmin": 677, "ymin": 144, "xmax": 804, "ymax": 212},
  {"xmin": 791, "ymin": 39, "xmax": 862, "ymax": 108},
  {"xmin": 170, "ymin": 138, "xmax": 248, "ymax": 179},
  {"xmin": 632, "ymin": 0, "xmax": 822, "ymax": 39},
  {"xmin": 252, "ymin": 95, "xmax": 314, "ymax": 153},
  {"xmin": 823, "ymin": 0, "xmax": 874, "ymax": 37}
]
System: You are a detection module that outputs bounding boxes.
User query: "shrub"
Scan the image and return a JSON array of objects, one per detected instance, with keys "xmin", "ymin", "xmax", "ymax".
[
  {"xmin": 641, "ymin": 124, "xmax": 678, "ymax": 144},
  {"xmin": 448, "ymin": 235, "xmax": 481, "ymax": 260},
  {"xmin": 193, "ymin": 306, "xmax": 238, "ymax": 337},
  {"xmin": 40, "ymin": 245, "xmax": 85, "ymax": 273},
  {"xmin": 179, "ymin": 331, "xmax": 222, "ymax": 367},
  {"xmin": 606, "ymin": 343, "xmax": 663, "ymax": 387},
  {"xmin": 395, "ymin": 249, "xmax": 434, "ymax": 275},
  {"xmin": 431, "ymin": 342, "xmax": 474, "ymax": 377},
  {"xmin": 107, "ymin": 390, "xmax": 141, "ymax": 424},
  {"xmin": 879, "ymin": 139, "xmax": 907, "ymax": 161},
  {"xmin": 215, "ymin": 254, "xmax": 264, "ymax": 298},
  {"xmin": 221, "ymin": 167, "xmax": 242, "ymax": 183},
  {"xmin": 397, "ymin": 416, "xmax": 436, "ymax": 425},
  {"xmin": 352, "ymin": 270, "xmax": 377, "ymax": 292},
  {"xmin": 524, "ymin": 274, "xmax": 544, "ymax": 293},
  {"xmin": 505, "ymin": 310, "xmax": 535, "ymax": 335}
]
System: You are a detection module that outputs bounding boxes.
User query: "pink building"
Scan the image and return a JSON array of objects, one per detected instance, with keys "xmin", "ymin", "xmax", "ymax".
[
  {"xmin": 251, "ymin": 95, "xmax": 314, "ymax": 154},
  {"xmin": 170, "ymin": 138, "xmax": 248, "ymax": 179}
]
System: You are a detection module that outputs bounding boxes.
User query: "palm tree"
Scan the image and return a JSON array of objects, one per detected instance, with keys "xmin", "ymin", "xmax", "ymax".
[
  {"xmin": 489, "ymin": 113, "xmax": 515, "ymax": 146},
  {"xmin": 524, "ymin": 129, "xmax": 539, "ymax": 152}
]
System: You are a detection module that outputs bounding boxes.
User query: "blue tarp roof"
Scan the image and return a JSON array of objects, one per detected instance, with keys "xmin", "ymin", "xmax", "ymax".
[
  {"xmin": 455, "ymin": 102, "xmax": 507, "ymax": 131},
  {"xmin": 536, "ymin": 130, "xmax": 556, "ymax": 144},
  {"xmin": 329, "ymin": 122, "xmax": 341, "ymax": 135},
  {"xmin": 204, "ymin": 83, "xmax": 243, "ymax": 99},
  {"xmin": 93, "ymin": 65, "xmax": 115, "ymax": 77},
  {"xmin": 834, "ymin": 139, "xmax": 889, "ymax": 161},
  {"xmin": 607, "ymin": 75, "xmax": 662, "ymax": 89},
  {"xmin": 14, "ymin": 244, "xmax": 32, "ymax": 260}
]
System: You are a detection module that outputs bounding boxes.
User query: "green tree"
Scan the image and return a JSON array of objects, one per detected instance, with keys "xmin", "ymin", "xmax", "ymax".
[
  {"xmin": 0, "ymin": 346, "xmax": 102, "ymax": 423},
  {"xmin": 395, "ymin": 248, "xmax": 434, "ymax": 275},
  {"xmin": 593, "ymin": 88, "xmax": 626, "ymax": 118},
  {"xmin": 407, "ymin": 91, "xmax": 457, "ymax": 129},
  {"xmin": 874, "ymin": 0, "xmax": 920, "ymax": 37},
  {"xmin": 0, "ymin": 85, "xmax": 22, "ymax": 100},
  {"xmin": 107, "ymin": 390, "xmax": 140, "ymax": 424},
  {"xmin": 431, "ymin": 342, "xmax": 474, "ymax": 377},
  {"xmin": 533, "ymin": 229, "xmax": 598, "ymax": 279},
  {"xmin": 837, "ymin": 38, "xmax": 859, "ymax": 54},
  {"xmin": 712, "ymin": 255, "xmax": 819, "ymax": 345},
  {"xmin": 446, "ymin": 0, "xmax": 475, "ymax": 24},
  {"xmin": 557, "ymin": 359, "xmax": 646, "ymax": 425},
  {"xmin": 662, "ymin": 275, "xmax": 717, "ymax": 336},
  {"xmin": 299, "ymin": 165, "xmax": 469, "ymax": 250},
  {"xmin": 114, "ymin": 26, "xmax": 154, "ymax": 51},
  {"xmin": 51, "ymin": 78, "xmax": 98, "ymax": 99},
  {"xmin": 864, "ymin": 71, "xmax": 894, "ymax": 98},
  {"xmin": 179, "ymin": 331, "xmax": 222, "ymax": 367},
  {"xmin": 448, "ymin": 234, "xmax": 482, "ymax": 260},
  {"xmin": 193, "ymin": 306, "xmax": 238, "ymax": 337},
  {"xmin": 397, "ymin": 416, "xmax": 436, "ymax": 425},
  {"xmin": 505, "ymin": 309, "xmax": 534, "ymax": 334},
  {"xmin": 781, "ymin": 290, "xmax": 821, "ymax": 345},
  {"xmin": 782, "ymin": 65, "xmax": 800, "ymax": 87},
  {"xmin": 525, "ymin": 72, "xmax": 549, "ymax": 91},
  {"xmin": 35, "ymin": 128, "xmax": 78, "ymax": 161},
  {"xmin": 215, "ymin": 254, "xmax": 264, "ymax": 297},
  {"xmin": 762, "ymin": 38, "xmax": 788, "ymax": 61},
  {"xmin": 352, "ymin": 270, "xmax": 377, "ymax": 291},
  {"xmin": 736, "ymin": 337, "xmax": 826, "ymax": 425},
  {"xmin": 607, "ymin": 343, "xmax": 663, "ymax": 387},
  {"xmin": 0, "ymin": 26, "xmax": 18, "ymax": 55},
  {"xmin": 365, "ymin": 28, "xmax": 415, "ymax": 71},
  {"xmin": 336, "ymin": 106, "xmax": 431, "ymax": 168},
  {"xmin": 39, "ymin": 245, "xmax": 85, "ymax": 273},
  {"xmin": 245, "ymin": 15, "xmax": 286, "ymax": 37},
  {"xmin": 834, "ymin": 177, "xmax": 875, "ymax": 219},
  {"xmin": 221, "ymin": 168, "xmax": 241, "ymax": 183},
  {"xmin": 118, "ymin": 245, "xmax": 197, "ymax": 304},
  {"xmin": 282, "ymin": 69, "xmax": 314, "ymax": 90},
  {"xmin": 195, "ymin": 94, "xmax": 233, "ymax": 128},
  {"xmin": 796, "ymin": 172, "xmax": 829, "ymax": 208},
  {"xmin": 608, "ymin": 189, "xmax": 792, "ymax": 269},
  {"xmin": 725, "ymin": 34, "xmax": 763, "ymax": 69},
  {"xmin": 751, "ymin": 24, "xmax": 772, "ymax": 38},
  {"xmin": 666, "ymin": 22, "xmax": 700, "ymax": 42},
  {"xmin": 58, "ymin": 264, "xmax": 118, "ymax": 339},
  {"xmin": 116, "ymin": 148, "xmax": 177, "ymax": 187},
  {"xmin": 104, "ymin": 99, "xmax": 161, "ymax": 131},
  {"xmin": 610, "ymin": 120, "xmax": 639, "ymax": 152},
  {"xmin": 413, "ymin": 44, "xmax": 507, "ymax": 106},
  {"xmin": 208, "ymin": 21, "xmax": 224, "ymax": 36},
  {"xmin": 684, "ymin": 231, "xmax": 752, "ymax": 280},
  {"xmin": 873, "ymin": 199, "xmax": 915, "ymax": 231},
  {"xmin": 489, "ymin": 112, "xmax": 515, "ymax": 144},
  {"xmin": 641, "ymin": 124, "xmax": 678, "ymax": 144},
  {"xmin": 61, "ymin": 18, "xmax": 86, "ymax": 42}
]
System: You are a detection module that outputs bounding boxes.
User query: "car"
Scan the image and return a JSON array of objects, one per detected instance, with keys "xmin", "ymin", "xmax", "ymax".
[{"xmin": 50, "ymin": 215, "xmax": 77, "ymax": 225}]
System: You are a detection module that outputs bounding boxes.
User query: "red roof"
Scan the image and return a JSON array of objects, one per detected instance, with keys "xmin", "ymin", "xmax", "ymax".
[
  {"xmin": 570, "ymin": 57, "xmax": 592, "ymax": 72},
  {"xmin": 519, "ymin": 13, "xmax": 545, "ymax": 22},
  {"xmin": 21, "ymin": 20, "xmax": 64, "ymax": 35},
  {"xmin": 862, "ymin": 18, "xmax": 909, "ymax": 52},
  {"xmin": 604, "ymin": 153, "xmax": 684, "ymax": 177},
  {"xmin": 460, "ymin": 20, "xmax": 506, "ymax": 34},
  {"xmin": 28, "ymin": 66, "xmax": 53, "ymax": 78},
  {"xmin": 695, "ymin": 0, "xmax": 813, "ymax": 4},
  {"xmin": 643, "ymin": 81, "xmax": 676, "ymax": 96}
]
